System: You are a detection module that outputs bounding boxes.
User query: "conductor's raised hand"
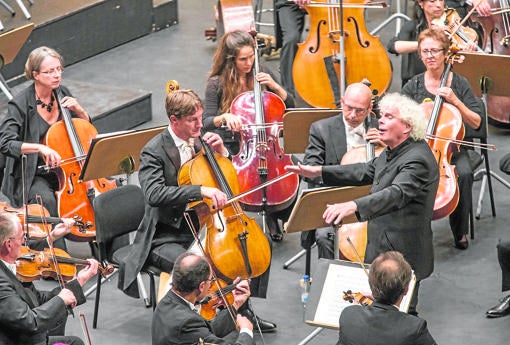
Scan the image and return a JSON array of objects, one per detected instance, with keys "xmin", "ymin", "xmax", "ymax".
[
  {"xmin": 323, "ymin": 201, "xmax": 358, "ymax": 226},
  {"xmin": 285, "ymin": 163, "xmax": 322, "ymax": 179}
]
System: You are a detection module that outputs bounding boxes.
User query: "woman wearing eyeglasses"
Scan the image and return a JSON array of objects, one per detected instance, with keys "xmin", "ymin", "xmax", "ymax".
[
  {"xmin": 401, "ymin": 28, "xmax": 484, "ymax": 250},
  {"xmin": 0, "ymin": 46, "xmax": 90, "ymax": 250},
  {"xmin": 387, "ymin": 0, "xmax": 491, "ymax": 87}
]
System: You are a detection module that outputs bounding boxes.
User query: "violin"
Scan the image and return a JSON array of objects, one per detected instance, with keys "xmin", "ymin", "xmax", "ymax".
[
  {"xmin": 0, "ymin": 202, "xmax": 89, "ymax": 240},
  {"xmin": 16, "ymin": 246, "xmax": 113, "ymax": 282},
  {"xmin": 342, "ymin": 289, "xmax": 373, "ymax": 306},
  {"xmin": 421, "ymin": 52, "xmax": 465, "ymax": 220},
  {"xmin": 198, "ymin": 278, "xmax": 238, "ymax": 320},
  {"xmin": 44, "ymin": 87, "xmax": 117, "ymax": 242},
  {"xmin": 433, "ymin": 8, "xmax": 484, "ymax": 52}
]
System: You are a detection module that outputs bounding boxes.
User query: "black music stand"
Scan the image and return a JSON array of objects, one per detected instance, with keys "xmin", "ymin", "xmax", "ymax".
[
  {"xmin": 454, "ymin": 52, "xmax": 510, "ymax": 219},
  {"xmin": 78, "ymin": 126, "xmax": 165, "ymax": 306},
  {"xmin": 284, "ymin": 184, "xmax": 371, "ymax": 345},
  {"xmin": 0, "ymin": 23, "xmax": 34, "ymax": 99}
]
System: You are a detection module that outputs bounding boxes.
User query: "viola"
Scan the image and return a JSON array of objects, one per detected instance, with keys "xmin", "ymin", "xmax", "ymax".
[
  {"xmin": 292, "ymin": 0, "xmax": 392, "ymax": 108},
  {"xmin": 44, "ymin": 88, "xmax": 117, "ymax": 242},
  {"xmin": 16, "ymin": 246, "xmax": 113, "ymax": 282},
  {"xmin": 230, "ymin": 32, "xmax": 299, "ymax": 214},
  {"xmin": 421, "ymin": 53, "xmax": 465, "ymax": 220},
  {"xmin": 178, "ymin": 135, "xmax": 271, "ymax": 281},
  {"xmin": 433, "ymin": 8, "xmax": 484, "ymax": 52},
  {"xmin": 0, "ymin": 202, "xmax": 89, "ymax": 240}
]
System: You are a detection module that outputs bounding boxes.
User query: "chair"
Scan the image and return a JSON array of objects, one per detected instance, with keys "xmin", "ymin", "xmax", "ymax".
[{"xmin": 92, "ymin": 184, "xmax": 161, "ymax": 329}]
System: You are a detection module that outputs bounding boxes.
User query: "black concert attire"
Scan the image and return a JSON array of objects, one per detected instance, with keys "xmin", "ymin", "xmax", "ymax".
[
  {"xmin": 152, "ymin": 289, "xmax": 254, "ymax": 345},
  {"xmin": 0, "ymin": 84, "xmax": 81, "ymax": 251},
  {"xmin": 0, "ymin": 261, "xmax": 86, "ymax": 345},
  {"xmin": 387, "ymin": 19, "xmax": 427, "ymax": 87},
  {"xmin": 337, "ymin": 302, "xmax": 437, "ymax": 345},
  {"xmin": 402, "ymin": 72, "xmax": 485, "ymax": 245},
  {"xmin": 118, "ymin": 128, "xmax": 200, "ymax": 297},
  {"xmin": 274, "ymin": 0, "xmax": 307, "ymax": 97},
  {"xmin": 301, "ymin": 114, "xmax": 377, "ymax": 259},
  {"xmin": 320, "ymin": 138, "xmax": 439, "ymax": 313}
]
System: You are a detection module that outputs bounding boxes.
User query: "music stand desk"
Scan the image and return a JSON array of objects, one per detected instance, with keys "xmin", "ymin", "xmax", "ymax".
[
  {"xmin": 284, "ymin": 185, "xmax": 371, "ymax": 234},
  {"xmin": 79, "ymin": 126, "xmax": 166, "ymax": 181},
  {"xmin": 283, "ymin": 109, "xmax": 339, "ymax": 154}
]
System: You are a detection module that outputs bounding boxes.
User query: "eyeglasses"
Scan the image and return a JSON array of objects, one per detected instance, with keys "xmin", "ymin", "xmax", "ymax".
[
  {"xmin": 39, "ymin": 67, "xmax": 64, "ymax": 76},
  {"xmin": 424, "ymin": 0, "xmax": 445, "ymax": 3},
  {"xmin": 420, "ymin": 48, "xmax": 445, "ymax": 57},
  {"xmin": 343, "ymin": 104, "xmax": 368, "ymax": 115}
]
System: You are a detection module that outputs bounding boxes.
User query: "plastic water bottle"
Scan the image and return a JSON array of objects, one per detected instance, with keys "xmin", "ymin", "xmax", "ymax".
[{"xmin": 300, "ymin": 274, "xmax": 311, "ymax": 305}]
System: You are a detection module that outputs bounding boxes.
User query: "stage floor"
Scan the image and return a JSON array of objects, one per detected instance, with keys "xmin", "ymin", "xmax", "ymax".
[{"xmin": 8, "ymin": 0, "xmax": 510, "ymax": 344}]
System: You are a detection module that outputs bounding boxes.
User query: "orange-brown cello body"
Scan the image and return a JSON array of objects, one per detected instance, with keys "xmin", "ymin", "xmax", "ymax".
[
  {"xmin": 178, "ymin": 139, "xmax": 271, "ymax": 281},
  {"xmin": 470, "ymin": 1, "xmax": 510, "ymax": 128},
  {"xmin": 292, "ymin": 0, "xmax": 392, "ymax": 108},
  {"xmin": 420, "ymin": 56, "xmax": 466, "ymax": 220},
  {"xmin": 230, "ymin": 91, "xmax": 299, "ymax": 213},
  {"xmin": 44, "ymin": 90, "xmax": 116, "ymax": 242}
]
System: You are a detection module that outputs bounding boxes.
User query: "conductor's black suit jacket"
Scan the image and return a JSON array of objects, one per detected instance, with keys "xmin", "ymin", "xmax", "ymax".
[{"xmin": 322, "ymin": 138, "xmax": 439, "ymax": 280}]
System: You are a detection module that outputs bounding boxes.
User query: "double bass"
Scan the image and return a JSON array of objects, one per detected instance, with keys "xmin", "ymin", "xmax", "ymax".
[
  {"xmin": 470, "ymin": 1, "xmax": 510, "ymax": 128},
  {"xmin": 44, "ymin": 88, "xmax": 117, "ymax": 241},
  {"xmin": 292, "ymin": 0, "xmax": 392, "ymax": 108},
  {"xmin": 230, "ymin": 33, "xmax": 299, "ymax": 214}
]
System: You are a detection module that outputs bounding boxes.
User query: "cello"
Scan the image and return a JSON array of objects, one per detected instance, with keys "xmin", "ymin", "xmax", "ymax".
[
  {"xmin": 178, "ymin": 134, "xmax": 271, "ymax": 281},
  {"xmin": 230, "ymin": 32, "xmax": 299, "ymax": 214},
  {"xmin": 292, "ymin": 0, "xmax": 392, "ymax": 108},
  {"xmin": 337, "ymin": 114, "xmax": 382, "ymax": 262},
  {"xmin": 421, "ymin": 53, "xmax": 465, "ymax": 220},
  {"xmin": 44, "ymin": 88, "xmax": 117, "ymax": 242}
]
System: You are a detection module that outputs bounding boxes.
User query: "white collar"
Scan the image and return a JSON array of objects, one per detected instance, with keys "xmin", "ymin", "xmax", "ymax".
[{"xmin": 0, "ymin": 259, "xmax": 16, "ymax": 275}]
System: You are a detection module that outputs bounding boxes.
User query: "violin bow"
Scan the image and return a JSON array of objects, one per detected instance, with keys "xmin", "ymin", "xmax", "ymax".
[
  {"xmin": 344, "ymin": 235, "xmax": 369, "ymax": 278},
  {"xmin": 447, "ymin": 0, "xmax": 484, "ymax": 40},
  {"xmin": 36, "ymin": 195, "xmax": 75, "ymax": 317},
  {"xmin": 182, "ymin": 211, "xmax": 239, "ymax": 326}
]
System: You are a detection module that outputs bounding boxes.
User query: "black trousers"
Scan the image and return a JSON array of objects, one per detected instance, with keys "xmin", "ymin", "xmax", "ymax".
[{"xmin": 497, "ymin": 240, "xmax": 510, "ymax": 292}]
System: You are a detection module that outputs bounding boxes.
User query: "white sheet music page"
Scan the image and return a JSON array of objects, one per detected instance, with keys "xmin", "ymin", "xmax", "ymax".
[{"xmin": 313, "ymin": 264, "xmax": 371, "ymax": 328}]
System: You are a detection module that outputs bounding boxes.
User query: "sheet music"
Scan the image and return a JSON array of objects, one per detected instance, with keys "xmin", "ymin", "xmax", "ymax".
[
  {"xmin": 308, "ymin": 261, "xmax": 416, "ymax": 329},
  {"xmin": 313, "ymin": 264, "xmax": 371, "ymax": 327}
]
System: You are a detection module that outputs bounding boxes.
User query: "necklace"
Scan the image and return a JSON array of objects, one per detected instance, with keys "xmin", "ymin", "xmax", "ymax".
[{"xmin": 36, "ymin": 92, "xmax": 55, "ymax": 112}]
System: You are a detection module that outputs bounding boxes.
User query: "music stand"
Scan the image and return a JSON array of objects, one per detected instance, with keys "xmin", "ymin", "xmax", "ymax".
[
  {"xmin": 79, "ymin": 126, "xmax": 166, "ymax": 182},
  {"xmin": 285, "ymin": 184, "xmax": 370, "ymax": 345},
  {"xmin": 79, "ymin": 125, "xmax": 165, "ymax": 307},
  {"xmin": 0, "ymin": 23, "xmax": 34, "ymax": 99},
  {"xmin": 454, "ymin": 52, "xmax": 510, "ymax": 219},
  {"xmin": 283, "ymin": 109, "xmax": 339, "ymax": 153}
]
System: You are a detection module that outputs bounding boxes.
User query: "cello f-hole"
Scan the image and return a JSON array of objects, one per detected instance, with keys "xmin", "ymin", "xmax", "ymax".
[
  {"xmin": 347, "ymin": 16, "xmax": 370, "ymax": 48},
  {"xmin": 309, "ymin": 19, "xmax": 327, "ymax": 54}
]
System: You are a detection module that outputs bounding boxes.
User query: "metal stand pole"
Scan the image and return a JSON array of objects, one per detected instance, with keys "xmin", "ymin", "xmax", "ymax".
[
  {"xmin": 297, "ymin": 327, "xmax": 324, "ymax": 345},
  {"xmin": 0, "ymin": 73, "xmax": 13, "ymax": 100},
  {"xmin": 14, "ymin": 0, "xmax": 31, "ymax": 19}
]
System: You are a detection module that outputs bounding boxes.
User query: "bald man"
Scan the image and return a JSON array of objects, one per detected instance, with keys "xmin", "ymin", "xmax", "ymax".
[{"xmin": 301, "ymin": 82, "xmax": 381, "ymax": 259}]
